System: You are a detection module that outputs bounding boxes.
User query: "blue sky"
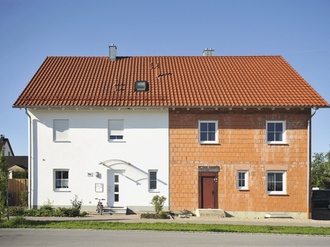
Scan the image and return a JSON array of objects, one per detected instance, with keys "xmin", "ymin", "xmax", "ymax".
[{"xmin": 0, "ymin": 0, "xmax": 329, "ymax": 155}]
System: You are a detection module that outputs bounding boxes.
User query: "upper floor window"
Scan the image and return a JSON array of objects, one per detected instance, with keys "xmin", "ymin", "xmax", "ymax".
[
  {"xmin": 237, "ymin": 170, "xmax": 249, "ymax": 190},
  {"xmin": 267, "ymin": 170, "xmax": 286, "ymax": 195},
  {"xmin": 266, "ymin": 121, "xmax": 286, "ymax": 144},
  {"xmin": 108, "ymin": 119, "xmax": 124, "ymax": 141},
  {"xmin": 198, "ymin": 120, "xmax": 218, "ymax": 144},
  {"xmin": 53, "ymin": 119, "xmax": 69, "ymax": 142}
]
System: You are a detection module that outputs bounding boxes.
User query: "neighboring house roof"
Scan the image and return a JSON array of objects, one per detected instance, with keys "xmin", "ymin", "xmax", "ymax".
[
  {"xmin": 6, "ymin": 156, "xmax": 28, "ymax": 170},
  {"xmin": 0, "ymin": 135, "xmax": 14, "ymax": 156},
  {"xmin": 13, "ymin": 55, "xmax": 329, "ymax": 108},
  {"xmin": 8, "ymin": 165, "xmax": 26, "ymax": 172}
]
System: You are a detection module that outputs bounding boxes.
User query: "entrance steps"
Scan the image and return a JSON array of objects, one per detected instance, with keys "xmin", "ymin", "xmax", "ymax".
[
  {"xmin": 196, "ymin": 208, "xmax": 226, "ymax": 218},
  {"xmin": 103, "ymin": 207, "xmax": 127, "ymax": 215}
]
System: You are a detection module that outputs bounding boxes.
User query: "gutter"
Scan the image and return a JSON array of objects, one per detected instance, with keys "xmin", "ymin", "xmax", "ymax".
[
  {"xmin": 307, "ymin": 107, "xmax": 318, "ymax": 219},
  {"xmin": 13, "ymin": 104, "xmax": 330, "ymax": 111},
  {"xmin": 25, "ymin": 109, "xmax": 32, "ymax": 209}
]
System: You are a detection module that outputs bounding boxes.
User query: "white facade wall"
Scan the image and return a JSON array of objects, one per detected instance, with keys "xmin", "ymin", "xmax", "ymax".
[{"xmin": 28, "ymin": 108, "xmax": 169, "ymax": 212}]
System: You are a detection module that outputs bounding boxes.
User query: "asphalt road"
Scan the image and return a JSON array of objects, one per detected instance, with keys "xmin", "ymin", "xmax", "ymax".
[{"xmin": 1, "ymin": 229, "xmax": 330, "ymax": 247}]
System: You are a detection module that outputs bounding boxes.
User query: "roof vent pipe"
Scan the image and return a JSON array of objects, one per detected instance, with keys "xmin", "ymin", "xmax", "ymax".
[
  {"xmin": 109, "ymin": 44, "xmax": 117, "ymax": 61},
  {"xmin": 203, "ymin": 48, "xmax": 214, "ymax": 56}
]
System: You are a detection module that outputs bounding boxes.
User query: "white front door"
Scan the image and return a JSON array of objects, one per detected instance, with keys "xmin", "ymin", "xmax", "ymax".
[{"xmin": 107, "ymin": 170, "xmax": 124, "ymax": 207}]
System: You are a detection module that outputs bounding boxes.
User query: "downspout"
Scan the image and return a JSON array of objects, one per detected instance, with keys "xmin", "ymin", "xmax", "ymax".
[
  {"xmin": 167, "ymin": 108, "xmax": 171, "ymax": 212},
  {"xmin": 25, "ymin": 109, "xmax": 32, "ymax": 209},
  {"xmin": 307, "ymin": 107, "xmax": 318, "ymax": 219}
]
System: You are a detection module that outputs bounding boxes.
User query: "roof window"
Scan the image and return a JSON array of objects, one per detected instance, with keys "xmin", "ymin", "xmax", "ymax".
[{"xmin": 134, "ymin": 81, "xmax": 149, "ymax": 92}]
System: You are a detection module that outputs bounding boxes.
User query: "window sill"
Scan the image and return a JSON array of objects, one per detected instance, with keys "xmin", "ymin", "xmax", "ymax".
[
  {"xmin": 267, "ymin": 142, "xmax": 288, "ymax": 145},
  {"xmin": 109, "ymin": 140, "xmax": 126, "ymax": 143},
  {"xmin": 199, "ymin": 142, "xmax": 219, "ymax": 145},
  {"xmin": 267, "ymin": 192, "xmax": 287, "ymax": 196},
  {"xmin": 149, "ymin": 190, "xmax": 160, "ymax": 193},
  {"xmin": 54, "ymin": 141, "xmax": 71, "ymax": 143},
  {"xmin": 54, "ymin": 189, "xmax": 71, "ymax": 192},
  {"xmin": 238, "ymin": 188, "xmax": 249, "ymax": 191}
]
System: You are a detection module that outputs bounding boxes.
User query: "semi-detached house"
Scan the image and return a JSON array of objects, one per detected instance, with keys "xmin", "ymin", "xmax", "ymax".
[{"xmin": 14, "ymin": 45, "xmax": 329, "ymax": 218}]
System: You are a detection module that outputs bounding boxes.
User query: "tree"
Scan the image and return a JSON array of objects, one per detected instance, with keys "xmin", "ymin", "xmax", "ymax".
[
  {"xmin": 311, "ymin": 152, "xmax": 330, "ymax": 189},
  {"xmin": 0, "ymin": 146, "xmax": 9, "ymax": 221}
]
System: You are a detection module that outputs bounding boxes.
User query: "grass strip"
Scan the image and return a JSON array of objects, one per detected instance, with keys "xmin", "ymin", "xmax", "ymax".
[{"xmin": 1, "ymin": 217, "xmax": 330, "ymax": 235}]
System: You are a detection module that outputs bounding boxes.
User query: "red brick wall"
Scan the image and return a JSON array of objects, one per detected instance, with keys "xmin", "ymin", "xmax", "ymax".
[{"xmin": 169, "ymin": 108, "xmax": 310, "ymax": 214}]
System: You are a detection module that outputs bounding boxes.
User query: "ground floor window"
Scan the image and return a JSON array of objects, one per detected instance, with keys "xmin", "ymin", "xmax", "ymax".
[
  {"xmin": 148, "ymin": 170, "xmax": 158, "ymax": 192},
  {"xmin": 54, "ymin": 170, "xmax": 69, "ymax": 190},
  {"xmin": 237, "ymin": 170, "xmax": 249, "ymax": 190},
  {"xmin": 267, "ymin": 171, "xmax": 286, "ymax": 195}
]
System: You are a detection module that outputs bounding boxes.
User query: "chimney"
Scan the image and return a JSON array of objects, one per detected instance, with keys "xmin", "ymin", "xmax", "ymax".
[
  {"xmin": 109, "ymin": 44, "xmax": 117, "ymax": 61},
  {"xmin": 203, "ymin": 48, "xmax": 214, "ymax": 56}
]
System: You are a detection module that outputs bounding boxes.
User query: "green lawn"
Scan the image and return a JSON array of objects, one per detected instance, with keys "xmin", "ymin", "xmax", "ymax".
[{"xmin": 1, "ymin": 217, "xmax": 330, "ymax": 235}]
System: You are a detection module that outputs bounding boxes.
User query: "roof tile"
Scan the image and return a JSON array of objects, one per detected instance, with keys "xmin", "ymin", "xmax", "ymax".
[{"xmin": 14, "ymin": 56, "xmax": 329, "ymax": 108}]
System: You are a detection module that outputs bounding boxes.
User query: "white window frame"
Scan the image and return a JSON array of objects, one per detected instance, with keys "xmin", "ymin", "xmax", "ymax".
[
  {"xmin": 54, "ymin": 169, "xmax": 69, "ymax": 191},
  {"xmin": 266, "ymin": 170, "xmax": 287, "ymax": 195},
  {"xmin": 53, "ymin": 119, "xmax": 69, "ymax": 142},
  {"xmin": 198, "ymin": 120, "xmax": 218, "ymax": 144},
  {"xmin": 237, "ymin": 170, "xmax": 249, "ymax": 190},
  {"xmin": 266, "ymin": 120, "xmax": 286, "ymax": 144},
  {"xmin": 148, "ymin": 170, "xmax": 158, "ymax": 192},
  {"xmin": 108, "ymin": 119, "xmax": 124, "ymax": 141}
]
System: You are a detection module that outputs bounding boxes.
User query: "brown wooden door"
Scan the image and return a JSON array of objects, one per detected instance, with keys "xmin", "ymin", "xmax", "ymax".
[{"xmin": 199, "ymin": 172, "xmax": 218, "ymax": 208}]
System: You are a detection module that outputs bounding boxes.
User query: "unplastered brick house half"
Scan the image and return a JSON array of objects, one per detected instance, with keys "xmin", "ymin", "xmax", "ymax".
[{"xmin": 14, "ymin": 45, "xmax": 329, "ymax": 218}]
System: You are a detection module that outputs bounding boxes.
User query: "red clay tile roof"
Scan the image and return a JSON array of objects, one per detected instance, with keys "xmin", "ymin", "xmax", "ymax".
[{"xmin": 13, "ymin": 56, "xmax": 329, "ymax": 108}]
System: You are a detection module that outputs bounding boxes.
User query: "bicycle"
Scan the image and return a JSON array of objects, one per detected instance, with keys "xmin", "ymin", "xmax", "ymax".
[{"xmin": 95, "ymin": 198, "xmax": 105, "ymax": 215}]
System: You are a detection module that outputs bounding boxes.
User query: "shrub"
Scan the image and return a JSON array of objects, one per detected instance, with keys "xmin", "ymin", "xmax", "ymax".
[
  {"xmin": 80, "ymin": 211, "xmax": 88, "ymax": 217},
  {"xmin": 150, "ymin": 195, "xmax": 166, "ymax": 215},
  {"xmin": 9, "ymin": 206, "xmax": 25, "ymax": 216},
  {"xmin": 67, "ymin": 208, "xmax": 80, "ymax": 217},
  {"xmin": 158, "ymin": 211, "xmax": 170, "ymax": 219},
  {"xmin": 23, "ymin": 209, "xmax": 38, "ymax": 216},
  {"xmin": 0, "ymin": 146, "xmax": 9, "ymax": 221},
  {"xmin": 55, "ymin": 207, "xmax": 80, "ymax": 217},
  {"xmin": 71, "ymin": 195, "xmax": 82, "ymax": 211},
  {"xmin": 54, "ymin": 207, "xmax": 66, "ymax": 217},
  {"xmin": 140, "ymin": 211, "xmax": 170, "ymax": 219},
  {"xmin": 140, "ymin": 213, "xmax": 156, "ymax": 219},
  {"xmin": 36, "ymin": 209, "xmax": 53, "ymax": 217},
  {"xmin": 8, "ymin": 195, "xmax": 86, "ymax": 218},
  {"xmin": 12, "ymin": 171, "xmax": 28, "ymax": 178},
  {"xmin": 20, "ymin": 191, "xmax": 28, "ymax": 207},
  {"xmin": 40, "ymin": 199, "xmax": 54, "ymax": 211}
]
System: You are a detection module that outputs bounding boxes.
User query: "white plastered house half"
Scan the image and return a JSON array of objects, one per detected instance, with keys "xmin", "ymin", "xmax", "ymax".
[{"xmin": 25, "ymin": 108, "xmax": 169, "ymax": 212}]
